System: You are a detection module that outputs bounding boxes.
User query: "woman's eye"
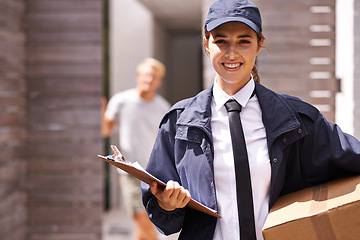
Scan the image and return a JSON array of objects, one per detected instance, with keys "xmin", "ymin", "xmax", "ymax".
[
  {"xmin": 215, "ymin": 40, "xmax": 226, "ymax": 44},
  {"xmin": 239, "ymin": 40, "xmax": 251, "ymax": 44}
]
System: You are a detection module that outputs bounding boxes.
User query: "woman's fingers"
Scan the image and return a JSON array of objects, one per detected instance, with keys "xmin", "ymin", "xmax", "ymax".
[
  {"xmin": 178, "ymin": 189, "xmax": 191, "ymax": 208},
  {"xmin": 150, "ymin": 181, "xmax": 163, "ymax": 195},
  {"xmin": 149, "ymin": 180, "xmax": 191, "ymax": 211}
]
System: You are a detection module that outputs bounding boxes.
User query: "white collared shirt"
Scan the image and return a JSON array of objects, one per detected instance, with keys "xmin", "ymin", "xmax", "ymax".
[{"xmin": 211, "ymin": 79, "xmax": 271, "ymax": 240}]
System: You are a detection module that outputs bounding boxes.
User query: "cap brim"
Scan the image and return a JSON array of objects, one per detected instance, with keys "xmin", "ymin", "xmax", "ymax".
[{"xmin": 206, "ymin": 17, "xmax": 260, "ymax": 33}]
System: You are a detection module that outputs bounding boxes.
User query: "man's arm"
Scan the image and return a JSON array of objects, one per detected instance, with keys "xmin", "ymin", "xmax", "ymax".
[{"xmin": 101, "ymin": 96, "xmax": 115, "ymax": 137}]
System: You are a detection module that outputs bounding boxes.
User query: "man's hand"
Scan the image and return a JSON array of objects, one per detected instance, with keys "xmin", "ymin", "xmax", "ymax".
[{"xmin": 150, "ymin": 180, "xmax": 191, "ymax": 211}]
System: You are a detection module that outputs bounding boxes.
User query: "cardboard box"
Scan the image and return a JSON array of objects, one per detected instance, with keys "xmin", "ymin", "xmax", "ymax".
[{"xmin": 262, "ymin": 175, "xmax": 360, "ymax": 240}]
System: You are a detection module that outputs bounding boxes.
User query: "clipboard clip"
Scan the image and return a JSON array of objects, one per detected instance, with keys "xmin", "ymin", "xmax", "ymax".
[{"xmin": 109, "ymin": 145, "xmax": 126, "ymax": 162}]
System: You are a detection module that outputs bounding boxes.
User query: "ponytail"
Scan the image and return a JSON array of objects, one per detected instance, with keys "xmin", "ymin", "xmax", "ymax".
[
  {"xmin": 252, "ymin": 65, "xmax": 260, "ymax": 83},
  {"xmin": 252, "ymin": 31, "xmax": 265, "ymax": 84}
]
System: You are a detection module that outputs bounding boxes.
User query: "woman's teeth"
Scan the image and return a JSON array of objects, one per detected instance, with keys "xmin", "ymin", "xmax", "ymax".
[{"xmin": 224, "ymin": 63, "xmax": 241, "ymax": 69}]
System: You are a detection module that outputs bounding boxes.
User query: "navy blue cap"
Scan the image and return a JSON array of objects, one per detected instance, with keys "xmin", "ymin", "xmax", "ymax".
[{"xmin": 204, "ymin": 0, "xmax": 262, "ymax": 33}]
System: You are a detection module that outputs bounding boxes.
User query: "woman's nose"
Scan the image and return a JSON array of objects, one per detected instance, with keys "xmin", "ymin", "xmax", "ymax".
[{"xmin": 225, "ymin": 45, "xmax": 239, "ymax": 60}]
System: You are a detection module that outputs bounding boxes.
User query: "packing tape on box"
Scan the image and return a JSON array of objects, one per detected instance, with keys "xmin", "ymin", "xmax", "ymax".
[{"xmin": 310, "ymin": 183, "xmax": 336, "ymax": 240}]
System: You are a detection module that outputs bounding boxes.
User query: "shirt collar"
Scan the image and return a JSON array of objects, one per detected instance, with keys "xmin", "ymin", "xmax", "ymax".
[{"xmin": 213, "ymin": 76, "xmax": 255, "ymax": 111}]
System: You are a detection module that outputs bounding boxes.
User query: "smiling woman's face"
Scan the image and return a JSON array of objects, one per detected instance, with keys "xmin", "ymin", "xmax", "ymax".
[{"xmin": 204, "ymin": 21, "xmax": 262, "ymax": 95}]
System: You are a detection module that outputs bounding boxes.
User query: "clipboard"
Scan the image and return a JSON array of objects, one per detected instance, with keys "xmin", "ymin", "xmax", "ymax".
[{"xmin": 98, "ymin": 154, "xmax": 221, "ymax": 218}]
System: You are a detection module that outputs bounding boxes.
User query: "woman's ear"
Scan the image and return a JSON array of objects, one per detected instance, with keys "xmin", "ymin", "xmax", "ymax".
[
  {"xmin": 203, "ymin": 36, "xmax": 210, "ymax": 57},
  {"xmin": 256, "ymin": 39, "xmax": 264, "ymax": 56}
]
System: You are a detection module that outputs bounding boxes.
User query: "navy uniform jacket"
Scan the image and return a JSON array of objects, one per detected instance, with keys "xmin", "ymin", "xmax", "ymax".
[{"xmin": 142, "ymin": 82, "xmax": 360, "ymax": 239}]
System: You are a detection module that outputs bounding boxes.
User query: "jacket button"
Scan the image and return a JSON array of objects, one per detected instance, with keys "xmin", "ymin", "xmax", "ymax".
[
  {"xmin": 283, "ymin": 138, "xmax": 287, "ymax": 143},
  {"xmin": 195, "ymin": 135, "xmax": 199, "ymax": 139},
  {"xmin": 273, "ymin": 158, "xmax": 278, "ymax": 163},
  {"xmin": 210, "ymin": 182, "xmax": 214, "ymax": 187},
  {"xmin": 298, "ymin": 129, "xmax": 302, "ymax": 134}
]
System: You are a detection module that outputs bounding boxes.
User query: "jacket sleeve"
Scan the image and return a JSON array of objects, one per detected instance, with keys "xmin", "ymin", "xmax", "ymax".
[
  {"xmin": 141, "ymin": 110, "xmax": 186, "ymax": 235},
  {"xmin": 311, "ymin": 112, "xmax": 360, "ymax": 176},
  {"xmin": 274, "ymin": 96, "xmax": 360, "ymax": 200},
  {"xmin": 287, "ymin": 97, "xmax": 360, "ymax": 188}
]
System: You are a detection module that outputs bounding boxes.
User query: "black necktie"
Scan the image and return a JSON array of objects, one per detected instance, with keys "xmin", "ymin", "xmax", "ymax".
[{"xmin": 224, "ymin": 99, "xmax": 256, "ymax": 240}]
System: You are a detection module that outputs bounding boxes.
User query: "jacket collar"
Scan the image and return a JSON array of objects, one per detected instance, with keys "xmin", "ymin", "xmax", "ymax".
[
  {"xmin": 176, "ymin": 83, "xmax": 214, "ymax": 135},
  {"xmin": 176, "ymin": 82, "xmax": 302, "ymax": 144}
]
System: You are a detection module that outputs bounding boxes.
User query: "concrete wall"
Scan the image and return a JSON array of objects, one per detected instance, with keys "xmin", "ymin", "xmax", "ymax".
[
  {"xmin": 153, "ymin": 19, "xmax": 168, "ymax": 97},
  {"xmin": 336, "ymin": 0, "xmax": 355, "ymax": 135},
  {"xmin": 109, "ymin": 0, "xmax": 154, "ymax": 95}
]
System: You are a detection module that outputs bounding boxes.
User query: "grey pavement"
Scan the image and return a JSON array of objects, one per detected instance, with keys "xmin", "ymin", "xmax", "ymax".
[
  {"xmin": 102, "ymin": 168, "xmax": 179, "ymax": 240},
  {"xmin": 102, "ymin": 206, "xmax": 179, "ymax": 240}
]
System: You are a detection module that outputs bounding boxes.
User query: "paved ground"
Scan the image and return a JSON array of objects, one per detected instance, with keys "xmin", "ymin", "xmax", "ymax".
[
  {"xmin": 102, "ymin": 207, "xmax": 134, "ymax": 240},
  {"xmin": 102, "ymin": 169, "xmax": 179, "ymax": 240},
  {"xmin": 102, "ymin": 207, "xmax": 179, "ymax": 240}
]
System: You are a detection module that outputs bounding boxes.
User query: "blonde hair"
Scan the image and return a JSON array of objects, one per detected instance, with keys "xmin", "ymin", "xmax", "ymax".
[
  {"xmin": 137, "ymin": 58, "xmax": 166, "ymax": 79},
  {"xmin": 204, "ymin": 28, "xmax": 265, "ymax": 83}
]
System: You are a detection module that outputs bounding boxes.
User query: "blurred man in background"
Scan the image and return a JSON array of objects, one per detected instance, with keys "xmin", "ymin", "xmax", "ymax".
[{"xmin": 102, "ymin": 58, "xmax": 170, "ymax": 240}]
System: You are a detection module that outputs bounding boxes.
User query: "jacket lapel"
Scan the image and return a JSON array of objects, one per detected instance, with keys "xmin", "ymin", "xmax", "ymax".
[{"xmin": 255, "ymin": 82, "xmax": 301, "ymax": 149}]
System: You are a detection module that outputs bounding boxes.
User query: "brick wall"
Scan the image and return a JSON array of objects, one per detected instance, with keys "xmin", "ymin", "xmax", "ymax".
[
  {"xmin": 0, "ymin": 0, "xmax": 28, "ymax": 239},
  {"xmin": 25, "ymin": 0, "xmax": 104, "ymax": 239}
]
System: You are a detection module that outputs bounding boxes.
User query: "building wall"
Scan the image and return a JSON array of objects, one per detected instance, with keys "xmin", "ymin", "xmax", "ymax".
[
  {"xmin": 0, "ymin": 0, "xmax": 27, "ymax": 239},
  {"xmin": 336, "ymin": 0, "xmax": 356, "ymax": 135},
  {"xmin": 25, "ymin": 0, "xmax": 104, "ymax": 239},
  {"xmin": 109, "ymin": 0, "xmax": 154, "ymax": 96},
  {"xmin": 164, "ymin": 30, "xmax": 203, "ymax": 104},
  {"xmin": 256, "ymin": 0, "xmax": 337, "ymax": 123}
]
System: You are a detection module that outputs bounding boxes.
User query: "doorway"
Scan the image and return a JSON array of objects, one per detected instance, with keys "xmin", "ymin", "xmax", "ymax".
[{"xmin": 164, "ymin": 30, "xmax": 203, "ymax": 105}]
